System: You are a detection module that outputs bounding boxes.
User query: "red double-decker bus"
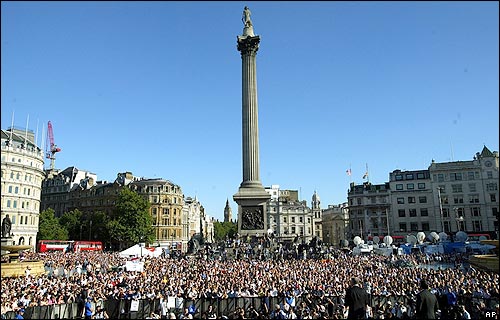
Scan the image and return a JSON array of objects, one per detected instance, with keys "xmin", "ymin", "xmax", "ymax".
[
  {"xmin": 73, "ymin": 241, "xmax": 103, "ymax": 252},
  {"xmin": 38, "ymin": 240, "xmax": 103, "ymax": 253}
]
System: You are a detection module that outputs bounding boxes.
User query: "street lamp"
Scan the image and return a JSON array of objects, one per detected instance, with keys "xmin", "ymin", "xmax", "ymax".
[
  {"xmin": 437, "ymin": 187, "xmax": 445, "ymax": 232},
  {"xmin": 139, "ymin": 235, "xmax": 144, "ymax": 257}
]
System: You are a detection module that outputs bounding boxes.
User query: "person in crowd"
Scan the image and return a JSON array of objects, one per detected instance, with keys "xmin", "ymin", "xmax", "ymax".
[
  {"xmin": 344, "ymin": 277, "xmax": 370, "ymax": 319},
  {"xmin": 84, "ymin": 297, "xmax": 93, "ymax": 319},
  {"xmin": 416, "ymin": 279, "xmax": 439, "ymax": 319}
]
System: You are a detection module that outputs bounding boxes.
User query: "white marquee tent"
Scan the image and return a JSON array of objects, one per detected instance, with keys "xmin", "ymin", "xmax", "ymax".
[{"xmin": 118, "ymin": 244, "xmax": 163, "ymax": 258}]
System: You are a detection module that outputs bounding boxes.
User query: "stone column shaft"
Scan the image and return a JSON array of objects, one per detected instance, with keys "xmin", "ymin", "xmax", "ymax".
[{"xmin": 241, "ymin": 49, "xmax": 261, "ymax": 187}]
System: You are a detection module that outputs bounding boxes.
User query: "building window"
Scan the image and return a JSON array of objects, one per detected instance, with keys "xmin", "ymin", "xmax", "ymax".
[
  {"xmin": 8, "ymin": 186, "xmax": 12, "ymax": 193},
  {"xmin": 395, "ymin": 174, "xmax": 403, "ymax": 181},
  {"xmin": 469, "ymin": 183, "xmax": 477, "ymax": 192},
  {"xmin": 417, "ymin": 172, "xmax": 425, "ymax": 179},
  {"xmin": 408, "ymin": 197, "xmax": 416, "ymax": 204},
  {"xmin": 442, "ymin": 208, "xmax": 450, "ymax": 217},
  {"xmin": 397, "ymin": 198, "xmax": 405, "ymax": 204},
  {"xmin": 407, "ymin": 183, "xmax": 414, "ymax": 190},
  {"xmin": 418, "ymin": 183, "xmax": 425, "ymax": 189},
  {"xmin": 441, "ymin": 196, "xmax": 449, "ymax": 204},
  {"xmin": 7, "ymin": 200, "xmax": 11, "ymax": 208},
  {"xmin": 299, "ymin": 217, "xmax": 303, "ymax": 223},
  {"xmin": 291, "ymin": 226, "xmax": 296, "ymax": 234},
  {"xmin": 283, "ymin": 217, "xmax": 287, "ymax": 223},
  {"xmin": 469, "ymin": 195, "xmax": 480, "ymax": 203},
  {"xmin": 486, "ymin": 183, "xmax": 498, "ymax": 191},
  {"xmin": 409, "ymin": 209, "xmax": 417, "ymax": 217},
  {"xmin": 357, "ymin": 198, "xmax": 362, "ymax": 205},
  {"xmin": 398, "ymin": 209, "xmax": 405, "ymax": 217},
  {"xmin": 419, "ymin": 196, "xmax": 427, "ymax": 204},
  {"xmin": 396, "ymin": 184, "xmax": 403, "ymax": 190},
  {"xmin": 473, "ymin": 221, "xmax": 482, "ymax": 232},
  {"xmin": 291, "ymin": 217, "xmax": 295, "ymax": 223},
  {"xmin": 14, "ymin": 186, "xmax": 19, "ymax": 194},
  {"xmin": 420, "ymin": 208, "xmax": 429, "ymax": 216},
  {"xmin": 452, "ymin": 184, "xmax": 463, "ymax": 193},
  {"xmin": 13, "ymin": 201, "xmax": 17, "ymax": 208},
  {"xmin": 437, "ymin": 174, "xmax": 444, "ymax": 182},
  {"xmin": 468, "ymin": 171, "xmax": 475, "ymax": 180},
  {"xmin": 471, "ymin": 207, "xmax": 481, "ymax": 217},
  {"xmin": 410, "ymin": 223, "xmax": 418, "ymax": 231},
  {"xmin": 487, "ymin": 171, "xmax": 493, "ymax": 179},
  {"xmin": 406, "ymin": 174, "xmax": 414, "ymax": 180},
  {"xmin": 453, "ymin": 196, "xmax": 464, "ymax": 204},
  {"xmin": 399, "ymin": 223, "xmax": 407, "ymax": 232},
  {"xmin": 491, "ymin": 194, "xmax": 497, "ymax": 202},
  {"xmin": 450, "ymin": 173, "xmax": 462, "ymax": 181},
  {"xmin": 422, "ymin": 222, "xmax": 430, "ymax": 231}
]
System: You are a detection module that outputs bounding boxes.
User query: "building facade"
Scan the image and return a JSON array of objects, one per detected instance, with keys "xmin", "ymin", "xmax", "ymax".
[
  {"xmin": 1, "ymin": 127, "xmax": 45, "ymax": 248},
  {"xmin": 41, "ymin": 167, "xmax": 98, "ymax": 217},
  {"xmin": 347, "ymin": 182, "xmax": 391, "ymax": 240},
  {"xmin": 265, "ymin": 185, "xmax": 315, "ymax": 243},
  {"xmin": 41, "ymin": 169, "xmax": 213, "ymax": 251},
  {"xmin": 321, "ymin": 203, "xmax": 349, "ymax": 247},
  {"xmin": 347, "ymin": 146, "xmax": 499, "ymax": 240}
]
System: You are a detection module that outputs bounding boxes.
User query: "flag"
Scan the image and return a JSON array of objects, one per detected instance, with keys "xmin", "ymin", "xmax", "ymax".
[
  {"xmin": 346, "ymin": 169, "xmax": 351, "ymax": 176},
  {"xmin": 363, "ymin": 172, "xmax": 368, "ymax": 179}
]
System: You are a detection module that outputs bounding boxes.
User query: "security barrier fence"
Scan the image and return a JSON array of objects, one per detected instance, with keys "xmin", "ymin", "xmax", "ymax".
[{"xmin": 2, "ymin": 295, "xmax": 498, "ymax": 319}]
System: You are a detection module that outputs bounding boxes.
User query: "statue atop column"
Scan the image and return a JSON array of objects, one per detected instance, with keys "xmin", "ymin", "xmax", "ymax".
[
  {"xmin": 242, "ymin": 6, "xmax": 252, "ymax": 27},
  {"xmin": 241, "ymin": 6, "xmax": 255, "ymax": 37},
  {"xmin": 2, "ymin": 214, "xmax": 12, "ymax": 238}
]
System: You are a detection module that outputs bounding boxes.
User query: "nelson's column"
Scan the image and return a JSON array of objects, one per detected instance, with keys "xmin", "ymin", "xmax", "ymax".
[{"xmin": 233, "ymin": 6, "xmax": 270, "ymax": 238}]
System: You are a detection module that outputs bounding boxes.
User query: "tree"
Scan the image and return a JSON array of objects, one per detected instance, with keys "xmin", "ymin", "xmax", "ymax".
[
  {"xmin": 107, "ymin": 188, "xmax": 154, "ymax": 249},
  {"xmin": 37, "ymin": 208, "xmax": 68, "ymax": 240},
  {"xmin": 213, "ymin": 221, "xmax": 237, "ymax": 241},
  {"xmin": 59, "ymin": 209, "xmax": 83, "ymax": 239}
]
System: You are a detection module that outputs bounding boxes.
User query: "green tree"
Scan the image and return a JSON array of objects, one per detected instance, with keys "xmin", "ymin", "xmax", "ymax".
[
  {"xmin": 37, "ymin": 208, "xmax": 68, "ymax": 240},
  {"xmin": 59, "ymin": 209, "xmax": 83, "ymax": 239},
  {"xmin": 87, "ymin": 211, "xmax": 110, "ymax": 244},
  {"xmin": 213, "ymin": 221, "xmax": 237, "ymax": 241},
  {"xmin": 107, "ymin": 188, "xmax": 154, "ymax": 249}
]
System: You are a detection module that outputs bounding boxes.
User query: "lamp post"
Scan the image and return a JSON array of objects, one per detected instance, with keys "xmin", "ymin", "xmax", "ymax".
[
  {"xmin": 140, "ymin": 235, "xmax": 144, "ymax": 257},
  {"xmin": 89, "ymin": 220, "xmax": 92, "ymax": 241},
  {"xmin": 437, "ymin": 187, "xmax": 445, "ymax": 232}
]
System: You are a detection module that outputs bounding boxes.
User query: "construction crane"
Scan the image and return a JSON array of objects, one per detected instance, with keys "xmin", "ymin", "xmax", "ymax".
[{"xmin": 45, "ymin": 121, "xmax": 61, "ymax": 170}]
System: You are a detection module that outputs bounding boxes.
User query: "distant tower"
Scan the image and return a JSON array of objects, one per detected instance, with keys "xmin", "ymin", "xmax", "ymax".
[
  {"xmin": 224, "ymin": 199, "xmax": 233, "ymax": 222},
  {"xmin": 311, "ymin": 191, "xmax": 322, "ymax": 239},
  {"xmin": 233, "ymin": 6, "xmax": 270, "ymax": 238}
]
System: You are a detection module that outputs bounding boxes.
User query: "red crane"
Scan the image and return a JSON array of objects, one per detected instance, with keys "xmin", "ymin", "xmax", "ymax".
[{"xmin": 46, "ymin": 121, "xmax": 61, "ymax": 170}]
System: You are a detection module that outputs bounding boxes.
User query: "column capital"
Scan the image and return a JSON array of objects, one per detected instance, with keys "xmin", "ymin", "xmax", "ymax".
[{"xmin": 237, "ymin": 35, "xmax": 260, "ymax": 55}]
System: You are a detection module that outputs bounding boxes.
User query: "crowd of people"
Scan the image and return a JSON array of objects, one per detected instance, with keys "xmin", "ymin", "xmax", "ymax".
[{"xmin": 1, "ymin": 244, "xmax": 499, "ymax": 319}]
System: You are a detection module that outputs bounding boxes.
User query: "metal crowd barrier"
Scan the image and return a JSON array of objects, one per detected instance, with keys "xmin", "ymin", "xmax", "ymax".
[{"xmin": 2, "ymin": 295, "xmax": 498, "ymax": 319}]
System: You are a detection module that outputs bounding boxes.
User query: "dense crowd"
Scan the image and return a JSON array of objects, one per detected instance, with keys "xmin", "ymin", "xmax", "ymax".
[{"xmin": 1, "ymin": 246, "xmax": 499, "ymax": 319}]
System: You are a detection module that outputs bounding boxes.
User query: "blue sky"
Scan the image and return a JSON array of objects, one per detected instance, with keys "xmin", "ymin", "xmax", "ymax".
[{"xmin": 2, "ymin": 1, "xmax": 498, "ymax": 221}]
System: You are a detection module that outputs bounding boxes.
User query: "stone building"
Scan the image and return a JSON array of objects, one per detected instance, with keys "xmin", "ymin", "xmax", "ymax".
[
  {"xmin": 321, "ymin": 203, "xmax": 349, "ymax": 247},
  {"xmin": 347, "ymin": 146, "xmax": 499, "ymax": 240},
  {"xmin": 266, "ymin": 185, "xmax": 315, "ymax": 243},
  {"xmin": 1, "ymin": 127, "xmax": 45, "ymax": 248}
]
